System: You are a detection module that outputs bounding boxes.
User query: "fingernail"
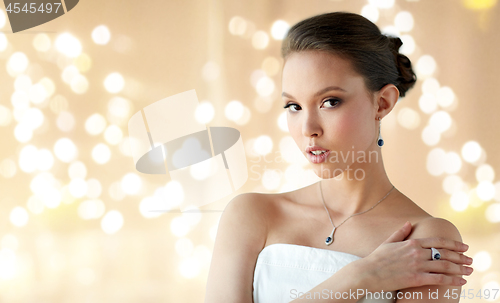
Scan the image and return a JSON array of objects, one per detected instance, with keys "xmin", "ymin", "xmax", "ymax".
[
  {"xmin": 460, "ymin": 278, "xmax": 467, "ymax": 285},
  {"xmin": 466, "ymin": 257, "xmax": 473, "ymax": 264},
  {"xmin": 466, "ymin": 267, "xmax": 473, "ymax": 274},
  {"xmin": 462, "ymin": 243, "xmax": 469, "ymax": 250}
]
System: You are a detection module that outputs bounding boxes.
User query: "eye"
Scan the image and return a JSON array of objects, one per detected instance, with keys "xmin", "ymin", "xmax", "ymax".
[
  {"xmin": 323, "ymin": 98, "xmax": 341, "ymax": 108},
  {"xmin": 283, "ymin": 103, "xmax": 301, "ymax": 112}
]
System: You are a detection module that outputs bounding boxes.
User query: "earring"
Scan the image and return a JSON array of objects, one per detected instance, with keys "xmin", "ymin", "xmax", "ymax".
[{"xmin": 377, "ymin": 117, "xmax": 384, "ymax": 147}]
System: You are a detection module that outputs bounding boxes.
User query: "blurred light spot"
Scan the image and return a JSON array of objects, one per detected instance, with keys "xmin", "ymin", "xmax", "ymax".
[
  {"xmin": 69, "ymin": 178, "xmax": 88, "ymax": 198},
  {"xmin": 70, "ymin": 74, "xmax": 89, "ymax": 94},
  {"xmin": 171, "ymin": 216, "xmax": 190, "ymax": 237},
  {"xmin": 429, "ymin": 110, "xmax": 452, "ymax": 133},
  {"xmin": 443, "ymin": 152, "xmax": 461, "ymax": 174},
  {"xmin": 139, "ymin": 196, "xmax": 163, "ymax": 218},
  {"xmin": 36, "ymin": 149, "xmax": 54, "ymax": 171},
  {"xmin": 261, "ymin": 56, "xmax": 280, "ymax": 77},
  {"xmin": 195, "ymin": 101, "xmax": 215, "ymax": 124},
  {"xmin": 33, "ymin": 33, "xmax": 51, "ymax": 52},
  {"xmin": 421, "ymin": 77, "xmax": 440, "ymax": 95},
  {"xmin": 252, "ymin": 31, "xmax": 269, "ymax": 49},
  {"xmin": 91, "ymin": 143, "xmax": 111, "ymax": 164},
  {"xmin": 74, "ymin": 53, "xmax": 92, "ymax": 73},
  {"xmin": 361, "ymin": 4, "xmax": 379, "ymax": 22},
  {"xmin": 278, "ymin": 112, "xmax": 288, "ymax": 132},
  {"xmin": 108, "ymin": 96, "xmax": 131, "ymax": 119},
  {"xmin": 476, "ymin": 164, "xmax": 495, "ymax": 182},
  {"xmin": 27, "ymin": 195, "xmax": 44, "ymax": 214},
  {"xmin": 1, "ymin": 235, "xmax": 18, "ymax": 251},
  {"xmin": 0, "ymin": 105, "xmax": 12, "ymax": 127},
  {"xmin": 394, "ymin": 11, "xmax": 414, "ymax": 32},
  {"xmin": 256, "ymin": 76, "xmax": 275, "ymax": 97},
  {"xmin": 426, "ymin": 148, "xmax": 446, "ymax": 176},
  {"xmin": 54, "ymin": 138, "xmax": 78, "ymax": 163},
  {"xmin": 119, "ymin": 137, "xmax": 133, "ymax": 157},
  {"xmin": 250, "ymin": 69, "xmax": 266, "ymax": 88},
  {"xmin": 104, "ymin": 125, "xmax": 123, "ymax": 145},
  {"xmin": 164, "ymin": 181, "xmax": 184, "ymax": 208},
  {"xmin": 121, "ymin": 173, "xmax": 141, "ymax": 195},
  {"xmin": 436, "ymin": 86, "xmax": 455, "ymax": 108},
  {"xmin": 477, "ymin": 181, "xmax": 495, "ymax": 201},
  {"xmin": 381, "ymin": 26, "xmax": 400, "ymax": 37},
  {"xmin": 418, "ymin": 93, "xmax": 437, "ymax": 114},
  {"xmin": 201, "ymin": 61, "xmax": 220, "ymax": 82},
  {"xmin": 416, "ymin": 55, "xmax": 437, "ymax": 77},
  {"xmin": 485, "ymin": 203, "xmax": 500, "ymax": 223},
  {"xmin": 0, "ymin": 159, "xmax": 16, "ymax": 178},
  {"xmin": 22, "ymin": 107, "xmax": 44, "ymax": 130},
  {"xmin": 397, "ymin": 107, "xmax": 420, "ymax": 129},
  {"xmin": 101, "ymin": 210, "xmax": 123, "ymax": 234},
  {"xmin": 421, "ymin": 125, "xmax": 440, "ymax": 146},
  {"xmin": 182, "ymin": 208, "xmax": 201, "ymax": 226},
  {"xmin": 78, "ymin": 199, "xmax": 105, "ymax": 220},
  {"xmin": 0, "ymin": 248, "xmax": 17, "ymax": 279},
  {"xmin": 175, "ymin": 238, "xmax": 194, "ymax": 257},
  {"xmin": 108, "ymin": 182, "xmax": 125, "ymax": 201},
  {"xmin": 234, "ymin": 106, "xmax": 251, "ymax": 125},
  {"xmin": 85, "ymin": 113, "xmax": 107, "ymax": 135},
  {"xmin": 7, "ymin": 52, "xmax": 29, "ymax": 75},
  {"xmin": 450, "ymin": 191, "xmax": 469, "ymax": 211},
  {"xmin": 62, "ymin": 65, "xmax": 79, "ymax": 84},
  {"xmin": 442, "ymin": 175, "xmax": 466, "ymax": 195},
  {"xmin": 254, "ymin": 135, "xmax": 273, "ymax": 155},
  {"xmin": 368, "ymin": 0, "xmax": 395, "ymax": 8},
  {"xmin": 463, "ymin": 0, "xmax": 497, "ymax": 10},
  {"xmin": 228, "ymin": 16, "xmax": 247, "ymax": 36},
  {"xmin": 14, "ymin": 123, "xmax": 32, "ymax": 142},
  {"xmin": 399, "ymin": 34, "xmax": 415, "ymax": 55},
  {"xmin": 262, "ymin": 169, "xmax": 281, "ymax": 190},
  {"xmin": 91, "ymin": 25, "xmax": 111, "ymax": 45},
  {"xmin": 461, "ymin": 141, "xmax": 482, "ymax": 163},
  {"xmin": 55, "ymin": 33, "xmax": 82, "ymax": 58},
  {"xmin": 86, "ymin": 179, "xmax": 102, "ymax": 199},
  {"xmin": 473, "ymin": 251, "xmax": 491, "ymax": 272},
  {"xmin": 14, "ymin": 74, "xmax": 32, "ymax": 92},
  {"xmin": 68, "ymin": 161, "xmax": 87, "ymax": 179},
  {"xmin": 104, "ymin": 72, "xmax": 124, "ymax": 93},
  {"xmin": 271, "ymin": 20, "xmax": 289, "ymax": 40},
  {"xmin": 56, "ymin": 111, "xmax": 75, "ymax": 132},
  {"xmin": 10, "ymin": 207, "xmax": 28, "ymax": 227},
  {"xmin": 40, "ymin": 187, "xmax": 62, "ymax": 208},
  {"xmin": 19, "ymin": 145, "xmax": 38, "ymax": 173},
  {"xmin": 225, "ymin": 100, "xmax": 244, "ymax": 121},
  {"xmin": 179, "ymin": 257, "xmax": 200, "ymax": 278},
  {"xmin": 0, "ymin": 33, "xmax": 7, "ymax": 52}
]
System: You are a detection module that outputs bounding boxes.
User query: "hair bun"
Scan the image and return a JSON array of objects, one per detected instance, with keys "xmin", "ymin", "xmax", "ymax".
[{"xmin": 386, "ymin": 36, "xmax": 416, "ymax": 97}]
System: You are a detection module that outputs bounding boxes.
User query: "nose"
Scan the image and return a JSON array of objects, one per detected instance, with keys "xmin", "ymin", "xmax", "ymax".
[{"xmin": 302, "ymin": 111, "xmax": 323, "ymax": 138}]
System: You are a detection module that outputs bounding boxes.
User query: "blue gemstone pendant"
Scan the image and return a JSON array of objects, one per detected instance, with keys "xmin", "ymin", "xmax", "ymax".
[
  {"xmin": 377, "ymin": 138, "xmax": 384, "ymax": 147},
  {"xmin": 325, "ymin": 227, "xmax": 336, "ymax": 246}
]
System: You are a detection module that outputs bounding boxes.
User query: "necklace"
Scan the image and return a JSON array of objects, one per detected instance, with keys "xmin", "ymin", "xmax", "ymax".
[{"xmin": 319, "ymin": 181, "xmax": 395, "ymax": 246}]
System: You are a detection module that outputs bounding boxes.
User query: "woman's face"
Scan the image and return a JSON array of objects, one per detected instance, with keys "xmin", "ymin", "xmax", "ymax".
[{"xmin": 281, "ymin": 50, "xmax": 379, "ymax": 178}]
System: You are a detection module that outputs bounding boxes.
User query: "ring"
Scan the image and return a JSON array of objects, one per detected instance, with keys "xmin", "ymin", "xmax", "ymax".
[{"xmin": 431, "ymin": 247, "xmax": 441, "ymax": 260}]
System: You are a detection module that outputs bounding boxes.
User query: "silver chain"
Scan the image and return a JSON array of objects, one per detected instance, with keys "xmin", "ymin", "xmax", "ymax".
[{"xmin": 319, "ymin": 181, "xmax": 395, "ymax": 230}]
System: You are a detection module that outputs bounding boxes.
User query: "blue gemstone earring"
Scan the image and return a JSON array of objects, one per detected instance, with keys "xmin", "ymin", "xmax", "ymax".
[{"xmin": 377, "ymin": 117, "xmax": 384, "ymax": 147}]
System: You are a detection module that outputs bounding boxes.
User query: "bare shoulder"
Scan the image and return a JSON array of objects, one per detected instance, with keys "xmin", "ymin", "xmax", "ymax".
[{"xmin": 407, "ymin": 217, "xmax": 463, "ymax": 243}]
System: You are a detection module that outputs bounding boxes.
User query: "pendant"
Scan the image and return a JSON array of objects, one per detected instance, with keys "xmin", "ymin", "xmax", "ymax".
[{"xmin": 325, "ymin": 226, "xmax": 336, "ymax": 246}]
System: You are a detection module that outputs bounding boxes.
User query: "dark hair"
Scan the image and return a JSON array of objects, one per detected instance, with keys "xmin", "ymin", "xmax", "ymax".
[{"xmin": 281, "ymin": 11, "xmax": 417, "ymax": 97}]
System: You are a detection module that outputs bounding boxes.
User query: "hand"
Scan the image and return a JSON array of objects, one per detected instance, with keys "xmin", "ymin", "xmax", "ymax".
[{"xmin": 356, "ymin": 221, "xmax": 473, "ymax": 293}]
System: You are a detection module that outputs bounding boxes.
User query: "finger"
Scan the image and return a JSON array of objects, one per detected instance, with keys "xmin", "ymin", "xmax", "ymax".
[
  {"xmin": 383, "ymin": 221, "xmax": 412, "ymax": 244},
  {"xmin": 427, "ymin": 248, "xmax": 473, "ymax": 265},
  {"xmin": 421, "ymin": 273, "xmax": 467, "ymax": 286},
  {"xmin": 424, "ymin": 259, "xmax": 474, "ymax": 276},
  {"xmin": 417, "ymin": 237, "xmax": 469, "ymax": 252}
]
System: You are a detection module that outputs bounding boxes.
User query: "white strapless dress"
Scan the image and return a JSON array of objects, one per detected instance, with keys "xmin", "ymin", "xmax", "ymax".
[{"xmin": 253, "ymin": 243, "xmax": 397, "ymax": 303}]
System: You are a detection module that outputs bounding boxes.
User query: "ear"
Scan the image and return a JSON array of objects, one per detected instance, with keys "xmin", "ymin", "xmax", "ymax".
[{"xmin": 375, "ymin": 84, "xmax": 399, "ymax": 119}]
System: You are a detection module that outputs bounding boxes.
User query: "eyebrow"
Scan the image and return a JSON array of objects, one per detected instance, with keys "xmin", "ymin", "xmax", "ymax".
[{"xmin": 282, "ymin": 85, "xmax": 346, "ymax": 100}]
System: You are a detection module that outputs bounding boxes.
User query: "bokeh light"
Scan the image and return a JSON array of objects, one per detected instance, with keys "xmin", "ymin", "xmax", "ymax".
[
  {"xmin": 55, "ymin": 33, "xmax": 82, "ymax": 58},
  {"xmin": 104, "ymin": 72, "xmax": 125, "ymax": 93},
  {"xmin": 92, "ymin": 25, "xmax": 111, "ymax": 45}
]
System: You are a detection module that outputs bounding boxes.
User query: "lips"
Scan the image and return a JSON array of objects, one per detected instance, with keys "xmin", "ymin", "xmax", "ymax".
[{"xmin": 305, "ymin": 145, "xmax": 330, "ymax": 154}]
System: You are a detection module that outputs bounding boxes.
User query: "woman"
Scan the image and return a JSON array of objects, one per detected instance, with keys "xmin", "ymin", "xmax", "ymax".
[{"xmin": 204, "ymin": 11, "xmax": 473, "ymax": 303}]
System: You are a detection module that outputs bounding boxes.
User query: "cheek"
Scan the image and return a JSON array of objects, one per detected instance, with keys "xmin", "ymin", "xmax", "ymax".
[{"xmin": 329, "ymin": 111, "xmax": 373, "ymax": 148}]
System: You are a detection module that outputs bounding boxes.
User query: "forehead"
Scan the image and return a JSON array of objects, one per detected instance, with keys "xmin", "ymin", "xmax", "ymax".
[{"xmin": 281, "ymin": 51, "xmax": 364, "ymax": 97}]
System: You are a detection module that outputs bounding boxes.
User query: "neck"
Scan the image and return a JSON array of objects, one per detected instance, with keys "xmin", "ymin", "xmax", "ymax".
[{"xmin": 318, "ymin": 149, "xmax": 395, "ymax": 216}]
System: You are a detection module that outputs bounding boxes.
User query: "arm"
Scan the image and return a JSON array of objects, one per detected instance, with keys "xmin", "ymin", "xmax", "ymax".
[
  {"xmin": 204, "ymin": 193, "xmax": 268, "ymax": 303},
  {"xmin": 395, "ymin": 218, "xmax": 466, "ymax": 302}
]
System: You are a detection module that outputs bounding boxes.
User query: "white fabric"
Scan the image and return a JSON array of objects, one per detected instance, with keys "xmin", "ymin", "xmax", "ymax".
[{"xmin": 253, "ymin": 243, "xmax": 397, "ymax": 303}]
